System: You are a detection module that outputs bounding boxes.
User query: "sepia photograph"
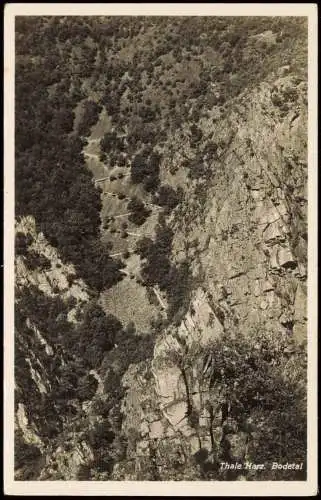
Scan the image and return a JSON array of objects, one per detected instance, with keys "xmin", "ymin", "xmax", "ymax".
[{"xmin": 4, "ymin": 3, "xmax": 318, "ymax": 496}]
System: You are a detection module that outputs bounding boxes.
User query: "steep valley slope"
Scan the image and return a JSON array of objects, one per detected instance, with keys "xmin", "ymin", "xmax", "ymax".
[{"xmin": 14, "ymin": 16, "xmax": 307, "ymax": 481}]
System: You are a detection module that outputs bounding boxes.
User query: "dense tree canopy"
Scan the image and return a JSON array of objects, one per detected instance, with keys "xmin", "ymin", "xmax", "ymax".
[{"xmin": 15, "ymin": 20, "xmax": 123, "ymax": 292}]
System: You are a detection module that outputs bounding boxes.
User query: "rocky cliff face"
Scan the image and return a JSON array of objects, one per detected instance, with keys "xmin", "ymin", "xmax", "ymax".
[
  {"xmin": 171, "ymin": 71, "xmax": 307, "ymax": 344},
  {"xmin": 14, "ymin": 216, "xmax": 96, "ymax": 480},
  {"xmin": 115, "ymin": 70, "xmax": 307, "ymax": 480}
]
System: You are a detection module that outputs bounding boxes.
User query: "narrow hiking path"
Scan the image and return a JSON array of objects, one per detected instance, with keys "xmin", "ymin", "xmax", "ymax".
[
  {"xmin": 83, "ymin": 152, "xmax": 101, "ymax": 161},
  {"xmin": 82, "ymin": 108, "xmax": 168, "ymax": 332}
]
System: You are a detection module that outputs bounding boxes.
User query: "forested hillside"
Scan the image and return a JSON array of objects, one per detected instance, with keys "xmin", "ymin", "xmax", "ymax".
[{"xmin": 15, "ymin": 16, "xmax": 308, "ymax": 481}]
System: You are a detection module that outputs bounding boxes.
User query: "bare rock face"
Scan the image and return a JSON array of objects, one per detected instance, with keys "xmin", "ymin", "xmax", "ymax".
[
  {"xmin": 14, "ymin": 216, "xmax": 96, "ymax": 480},
  {"xmin": 15, "ymin": 216, "xmax": 90, "ymax": 310},
  {"xmin": 293, "ymin": 282, "xmax": 308, "ymax": 342},
  {"xmin": 119, "ymin": 74, "xmax": 307, "ymax": 478},
  {"xmin": 16, "ymin": 403, "xmax": 44, "ymax": 449},
  {"xmin": 173, "ymin": 74, "xmax": 307, "ymax": 344}
]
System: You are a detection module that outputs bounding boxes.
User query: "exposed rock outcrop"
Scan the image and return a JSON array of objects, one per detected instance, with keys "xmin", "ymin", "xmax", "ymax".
[{"xmin": 118, "ymin": 72, "xmax": 307, "ymax": 478}]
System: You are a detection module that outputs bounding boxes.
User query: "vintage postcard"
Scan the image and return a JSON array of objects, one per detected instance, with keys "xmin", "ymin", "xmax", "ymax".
[{"xmin": 4, "ymin": 3, "xmax": 318, "ymax": 496}]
